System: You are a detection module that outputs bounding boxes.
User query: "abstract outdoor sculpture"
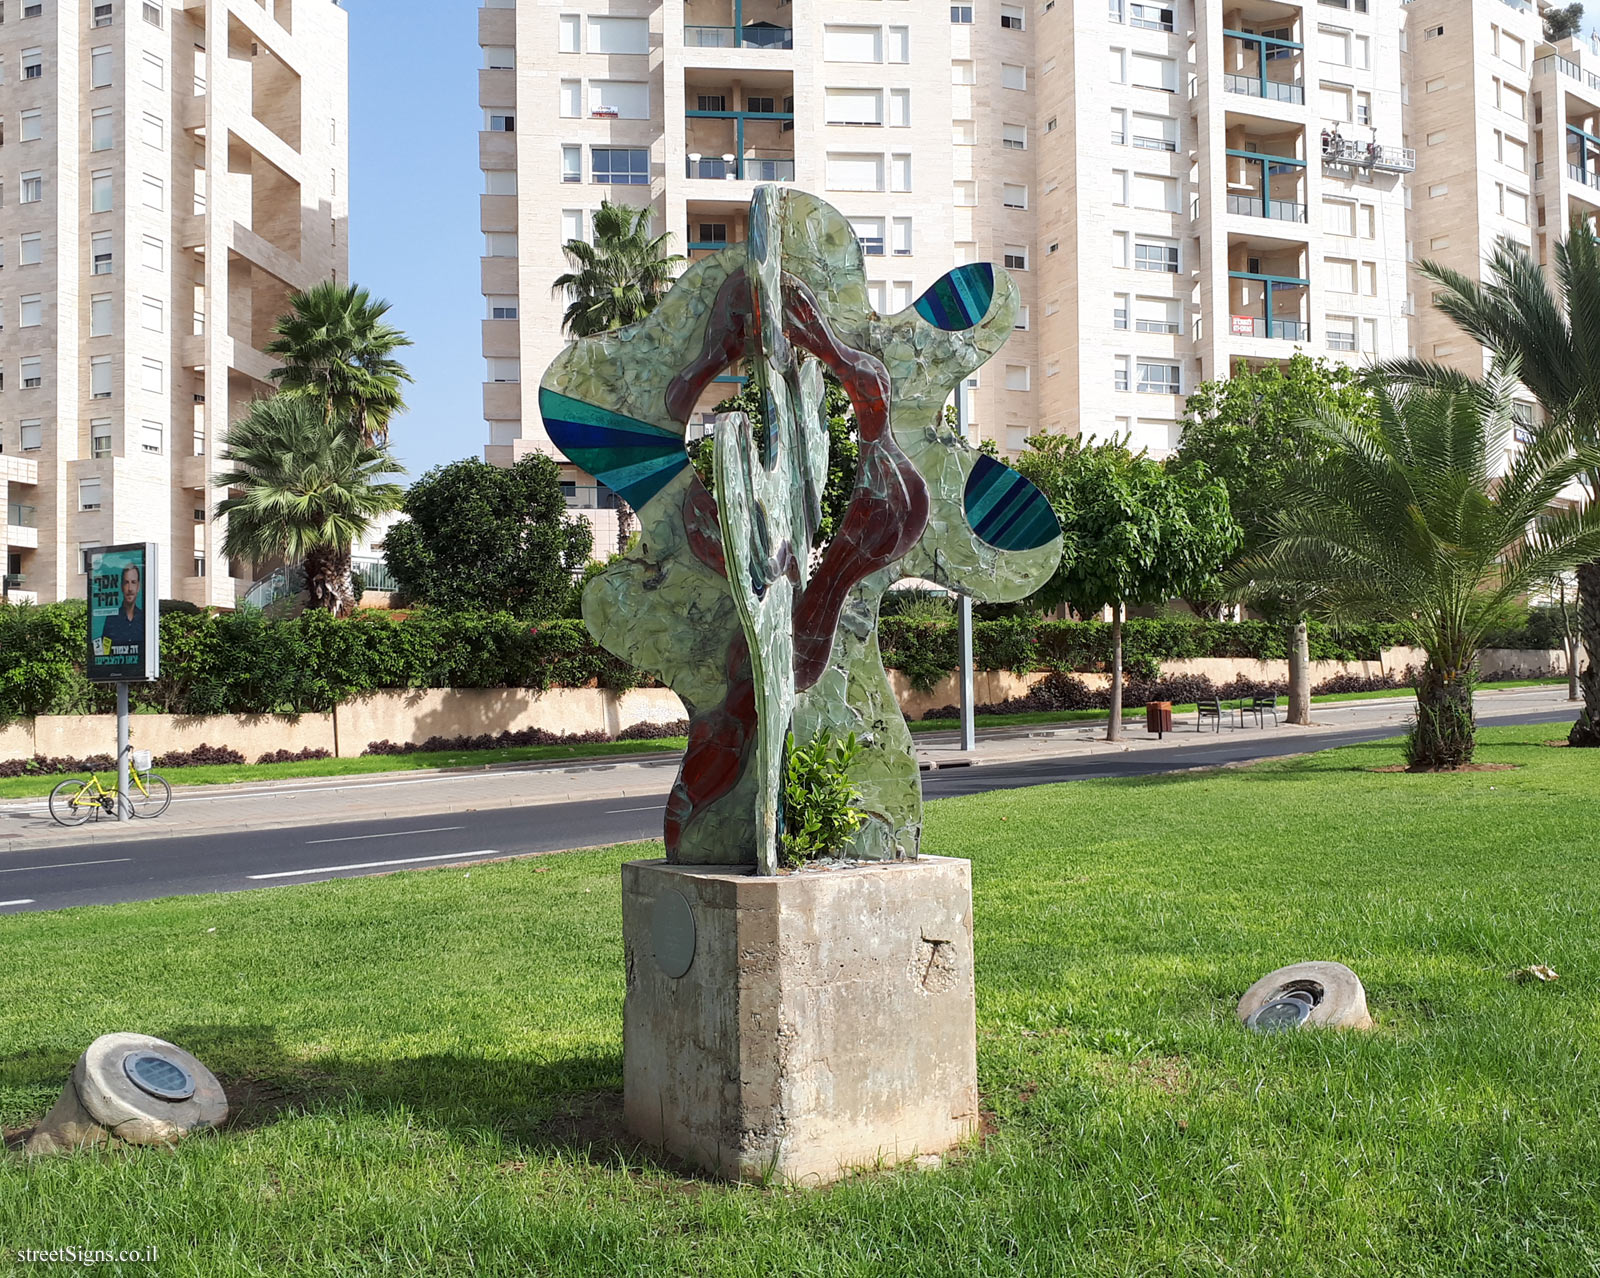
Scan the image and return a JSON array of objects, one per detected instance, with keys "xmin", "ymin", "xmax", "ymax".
[{"xmin": 540, "ymin": 188, "xmax": 1062, "ymax": 875}]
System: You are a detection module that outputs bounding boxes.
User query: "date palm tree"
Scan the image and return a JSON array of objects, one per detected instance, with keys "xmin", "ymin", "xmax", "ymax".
[
  {"xmin": 214, "ymin": 396, "xmax": 404, "ymax": 617},
  {"xmin": 1243, "ymin": 370, "xmax": 1600, "ymax": 768},
  {"xmin": 1391, "ymin": 220, "xmax": 1600, "ymax": 744},
  {"xmin": 265, "ymin": 281, "xmax": 414, "ymax": 449},
  {"xmin": 553, "ymin": 200, "xmax": 684, "ymax": 339}
]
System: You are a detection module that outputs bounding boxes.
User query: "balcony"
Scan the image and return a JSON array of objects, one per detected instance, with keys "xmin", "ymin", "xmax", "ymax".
[
  {"xmin": 686, "ymin": 155, "xmax": 795, "ymax": 181},
  {"xmin": 1536, "ymin": 53, "xmax": 1600, "ymax": 98},
  {"xmin": 1229, "ymin": 254, "xmax": 1309, "ymax": 345},
  {"xmin": 1229, "ymin": 316, "xmax": 1309, "ymax": 341},
  {"xmin": 1222, "ymin": 28, "xmax": 1305, "ymax": 106},
  {"xmin": 1226, "ymin": 133, "xmax": 1308, "ymax": 224},
  {"xmin": 1227, "ymin": 193, "xmax": 1307, "ymax": 221},
  {"xmin": 1321, "ymin": 136, "xmax": 1415, "ymax": 173},
  {"xmin": 684, "ymin": 23, "xmax": 792, "ymax": 49}
]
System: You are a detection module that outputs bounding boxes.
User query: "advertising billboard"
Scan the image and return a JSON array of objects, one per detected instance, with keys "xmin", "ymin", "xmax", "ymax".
[{"xmin": 86, "ymin": 543, "xmax": 161, "ymax": 683}]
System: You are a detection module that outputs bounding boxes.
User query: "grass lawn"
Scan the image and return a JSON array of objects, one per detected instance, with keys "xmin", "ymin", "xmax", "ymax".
[{"xmin": 2, "ymin": 725, "xmax": 1597, "ymax": 1276}]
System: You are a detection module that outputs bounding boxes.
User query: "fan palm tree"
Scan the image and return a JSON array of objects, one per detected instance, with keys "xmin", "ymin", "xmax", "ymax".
[
  {"xmin": 265, "ymin": 281, "xmax": 414, "ymax": 448},
  {"xmin": 552, "ymin": 200, "xmax": 684, "ymax": 339},
  {"xmin": 1391, "ymin": 219, "xmax": 1600, "ymax": 744},
  {"xmin": 214, "ymin": 396, "xmax": 404, "ymax": 617},
  {"xmin": 1243, "ymin": 370, "xmax": 1600, "ymax": 768}
]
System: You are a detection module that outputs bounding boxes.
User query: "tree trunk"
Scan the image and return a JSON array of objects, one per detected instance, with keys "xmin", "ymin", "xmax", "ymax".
[
  {"xmin": 303, "ymin": 544, "xmax": 355, "ymax": 618},
  {"xmin": 1571, "ymin": 560, "xmax": 1600, "ymax": 746},
  {"xmin": 1106, "ymin": 603, "xmax": 1124, "ymax": 743},
  {"xmin": 1569, "ymin": 636, "xmax": 1582, "ymax": 702},
  {"xmin": 616, "ymin": 500, "xmax": 636, "ymax": 555},
  {"xmin": 1287, "ymin": 619, "xmax": 1311, "ymax": 725},
  {"xmin": 1408, "ymin": 662, "xmax": 1476, "ymax": 769}
]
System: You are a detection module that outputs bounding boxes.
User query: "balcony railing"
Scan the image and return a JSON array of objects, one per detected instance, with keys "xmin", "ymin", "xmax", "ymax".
[
  {"xmin": 684, "ymin": 23, "xmax": 793, "ymax": 49},
  {"xmin": 1226, "ymin": 193, "xmax": 1308, "ymax": 222},
  {"xmin": 1321, "ymin": 138, "xmax": 1416, "ymax": 172},
  {"xmin": 1223, "ymin": 73, "xmax": 1305, "ymax": 105},
  {"xmin": 1132, "ymin": 134, "xmax": 1178, "ymax": 151},
  {"xmin": 563, "ymin": 484, "xmax": 621, "ymax": 510},
  {"xmin": 6, "ymin": 503, "xmax": 36, "ymax": 528},
  {"xmin": 2, "ymin": 574, "xmax": 23, "ymax": 591},
  {"xmin": 1569, "ymin": 163, "xmax": 1600, "ymax": 192},
  {"xmin": 685, "ymin": 156, "xmax": 795, "ymax": 180},
  {"xmin": 1231, "ymin": 316, "xmax": 1310, "ymax": 341},
  {"xmin": 1535, "ymin": 53, "xmax": 1600, "ymax": 96}
]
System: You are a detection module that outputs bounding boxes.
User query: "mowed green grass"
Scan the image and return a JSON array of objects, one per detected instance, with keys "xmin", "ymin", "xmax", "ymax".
[{"xmin": 1, "ymin": 725, "xmax": 1596, "ymax": 1276}]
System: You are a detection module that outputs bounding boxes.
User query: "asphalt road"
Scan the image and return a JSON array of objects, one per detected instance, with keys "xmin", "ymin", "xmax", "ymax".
[{"xmin": 0, "ymin": 706, "xmax": 1576, "ymax": 915}]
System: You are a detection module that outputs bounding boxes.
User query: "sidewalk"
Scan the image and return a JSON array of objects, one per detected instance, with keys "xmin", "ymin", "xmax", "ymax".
[{"xmin": 0, "ymin": 685, "xmax": 1572, "ymax": 853}]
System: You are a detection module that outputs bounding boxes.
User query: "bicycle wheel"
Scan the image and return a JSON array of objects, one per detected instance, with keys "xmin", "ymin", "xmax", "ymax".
[
  {"xmin": 130, "ymin": 772, "xmax": 172, "ymax": 819},
  {"xmin": 48, "ymin": 778, "xmax": 94, "ymax": 827}
]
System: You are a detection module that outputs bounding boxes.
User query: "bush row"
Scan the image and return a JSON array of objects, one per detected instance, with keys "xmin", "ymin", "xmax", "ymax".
[
  {"xmin": 0, "ymin": 741, "xmax": 313, "ymax": 778},
  {"xmin": 0, "ymin": 603, "xmax": 637, "ymax": 721},
  {"xmin": 0, "ymin": 599, "xmax": 1567, "ymax": 723}
]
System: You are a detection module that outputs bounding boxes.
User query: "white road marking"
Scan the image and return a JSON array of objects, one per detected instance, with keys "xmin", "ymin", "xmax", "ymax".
[
  {"xmin": 247, "ymin": 850, "xmax": 502, "ymax": 880},
  {"xmin": 605, "ymin": 805, "xmax": 663, "ymax": 813},
  {"xmin": 0, "ymin": 857, "xmax": 132, "ymax": 875},
  {"xmin": 0, "ymin": 899, "xmax": 35, "ymax": 908},
  {"xmin": 305, "ymin": 825, "xmax": 465, "ymax": 845}
]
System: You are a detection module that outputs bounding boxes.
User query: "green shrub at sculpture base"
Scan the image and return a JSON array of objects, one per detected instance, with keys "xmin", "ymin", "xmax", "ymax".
[{"xmin": 779, "ymin": 732, "xmax": 867, "ymax": 868}]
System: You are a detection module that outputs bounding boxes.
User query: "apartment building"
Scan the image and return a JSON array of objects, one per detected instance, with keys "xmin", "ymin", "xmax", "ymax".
[
  {"xmin": 480, "ymin": 0, "xmax": 1591, "ymax": 528},
  {"xmin": 1, "ymin": 0, "xmax": 347, "ymax": 607}
]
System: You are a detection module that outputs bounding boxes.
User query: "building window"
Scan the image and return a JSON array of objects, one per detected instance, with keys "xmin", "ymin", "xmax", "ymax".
[
  {"xmin": 141, "ymin": 420, "xmax": 162, "ymax": 454},
  {"xmin": 1135, "ymin": 297, "xmax": 1182, "ymax": 333},
  {"xmin": 92, "ymin": 171, "xmax": 114, "ymax": 211},
  {"xmin": 142, "ymin": 235, "xmax": 163, "ymax": 271},
  {"xmin": 487, "ymin": 357, "xmax": 521, "ymax": 383},
  {"xmin": 92, "ymin": 420, "xmax": 113, "ymax": 458},
  {"xmin": 1136, "ymin": 361, "xmax": 1180, "ymax": 394},
  {"xmin": 194, "ymin": 555, "xmax": 206, "ymax": 578},
  {"xmin": 92, "ymin": 46, "xmax": 114, "ymax": 86},
  {"xmin": 142, "ymin": 0, "xmax": 160, "ymax": 26},
  {"xmin": 485, "ymin": 232, "xmax": 518, "ymax": 257},
  {"xmin": 592, "ymin": 147, "xmax": 649, "ymax": 185},
  {"xmin": 484, "ymin": 46, "xmax": 515, "ymax": 70},
  {"xmin": 1114, "ymin": 356, "xmax": 1131, "ymax": 391},
  {"xmin": 141, "ymin": 358, "xmax": 163, "ymax": 394},
  {"xmin": 891, "ymin": 217, "xmax": 912, "ymax": 256},
  {"xmin": 23, "ymin": 48, "xmax": 44, "ymax": 79},
  {"xmin": 1002, "ymin": 63, "xmax": 1026, "ymax": 90},
  {"xmin": 1002, "ymin": 183, "xmax": 1028, "ymax": 209},
  {"xmin": 91, "ymin": 356, "xmax": 113, "ymax": 398},
  {"xmin": 487, "ymin": 113, "xmax": 515, "ymax": 132},
  {"xmin": 1003, "ymin": 245, "xmax": 1028, "ymax": 270},
  {"xmin": 1114, "ymin": 295, "xmax": 1130, "ymax": 329},
  {"xmin": 1000, "ymin": 4, "xmax": 1024, "ymax": 30},
  {"xmin": 21, "ymin": 234, "xmax": 44, "ymax": 267},
  {"xmin": 21, "ymin": 357, "xmax": 43, "ymax": 389},
  {"xmin": 950, "ymin": 5, "xmax": 972, "ymax": 21},
  {"xmin": 22, "ymin": 109, "xmax": 44, "ymax": 142},
  {"xmin": 1129, "ymin": 3, "xmax": 1174, "ymax": 30},
  {"xmin": 746, "ymin": 95, "xmax": 775, "ymax": 114},
  {"xmin": 22, "ymin": 172, "xmax": 44, "ymax": 203},
  {"xmin": 92, "ymin": 295, "xmax": 114, "ymax": 336},
  {"xmin": 488, "ymin": 296, "xmax": 519, "ymax": 320},
  {"xmin": 698, "ymin": 223, "xmax": 729, "ymax": 243},
  {"xmin": 561, "ymin": 145, "xmax": 581, "ymax": 183},
  {"xmin": 93, "ymin": 2, "xmax": 114, "ymax": 26},
  {"xmin": 21, "ymin": 422, "xmax": 44, "ymax": 452},
  {"xmin": 849, "ymin": 217, "xmax": 886, "ymax": 255},
  {"xmin": 1003, "ymin": 123, "xmax": 1027, "ymax": 151},
  {"xmin": 558, "ymin": 13, "xmax": 581, "ymax": 52},
  {"xmin": 91, "ymin": 108, "xmax": 115, "ymax": 150},
  {"xmin": 80, "ymin": 478, "xmax": 103, "ymax": 512},
  {"xmin": 20, "ymin": 295, "xmax": 42, "ymax": 327},
  {"xmin": 1134, "ymin": 239, "xmax": 1179, "ymax": 272}
]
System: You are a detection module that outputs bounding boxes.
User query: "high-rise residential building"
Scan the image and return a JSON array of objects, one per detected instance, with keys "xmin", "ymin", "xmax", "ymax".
[
  {"xmin": 1, "ymin": 0, "xmax": 348, "ymax": 607},
  {"xmin": 479, "ymin": 0, "xmax": 1593, "ymax": 542}
]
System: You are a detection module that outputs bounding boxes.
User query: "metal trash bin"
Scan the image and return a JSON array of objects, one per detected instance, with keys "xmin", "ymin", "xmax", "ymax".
[{"xmin": 1146, "ymin": 701, "xmax": 1173, "ymax": 739}]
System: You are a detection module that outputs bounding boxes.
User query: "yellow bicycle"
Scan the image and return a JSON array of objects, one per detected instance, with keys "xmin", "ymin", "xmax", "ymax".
[{"xmin": 48, "ymin": 762, "xmax": 171, "ymax": 826}]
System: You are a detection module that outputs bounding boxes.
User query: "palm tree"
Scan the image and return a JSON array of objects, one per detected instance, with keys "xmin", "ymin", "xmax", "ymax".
[
  {"xmin": 1243, "ymin": 371, "xmax": 1600, "ymax": 768},
  {"xmin": 552, "ymin": 200, "xmax": 684, "ymax": 339},
  {"xmin": 265, "ymin": 281, "xmax": 414, "ymax": 448},
  {"xmin": 1393, "ymin": 220, "xmax": 1600, "ymax": 744},
  {"xmin": 214, "ymin": 396, "xmax": 404, "ymax": 617}
]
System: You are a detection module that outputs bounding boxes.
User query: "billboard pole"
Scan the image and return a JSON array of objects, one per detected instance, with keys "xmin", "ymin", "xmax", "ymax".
[
  {"xmin": 116, "ymin": 683, "xmax": 130, "ymax": 821},
  {"xmin": 955, "ymin": 380, "xmax": 977, "ymax": 754}
]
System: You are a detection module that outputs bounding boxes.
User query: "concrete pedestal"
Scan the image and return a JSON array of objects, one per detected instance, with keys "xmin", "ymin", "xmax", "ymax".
[{"xmin": 621, "ymin": 856, "xmax": 979, "ymax": 1185}]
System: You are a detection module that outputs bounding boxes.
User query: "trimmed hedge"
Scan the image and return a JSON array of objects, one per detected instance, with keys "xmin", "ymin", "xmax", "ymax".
[{"xmin": 877, "ymin": 616, "xmax": 1413, "ymax": 692}]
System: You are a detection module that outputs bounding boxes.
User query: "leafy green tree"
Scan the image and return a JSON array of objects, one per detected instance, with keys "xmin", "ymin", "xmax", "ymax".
[
  {"xmin": 214, "ymin": 397, "xmax": 404, "ymax": 617},
  {"xmin": 1013, "ymin": 435, "xmax": 1241, "ymax": 740},
  {"xmin": 383, "ymin": 454, "xmax": 594, "ymax": 616},
  {"xmin": 1175, "ymin": 354, "xmax": 1383, "ymax": 721},
  {"xmin": 265, "ymin": 281, "xmax": 414, "ymax": 448},
  {"xmin": 1244, "ymin": 372, "xmax": 1600, "ymax": 768},
  {"xmin": 553, "ymin": 201, "xmax": 685, "ymax": 339},
  {"xmin": 1546, "ymin": 2, "xmax": 1585, "ymax": 41},
  {"xmin": 1392, "ymin": 220, "xmax": 1600, "ymax": 744}
]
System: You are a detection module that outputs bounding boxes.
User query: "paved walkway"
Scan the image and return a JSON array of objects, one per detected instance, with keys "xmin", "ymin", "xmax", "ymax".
[{"xmin": 0, "ymin": 684, "xmax": 1575, "ymax": 853}]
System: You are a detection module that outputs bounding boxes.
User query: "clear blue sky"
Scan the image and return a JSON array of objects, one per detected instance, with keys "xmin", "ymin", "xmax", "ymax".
[{"xmin": 346, "ymin": 0, "xmax": 486, "ymax": 481}]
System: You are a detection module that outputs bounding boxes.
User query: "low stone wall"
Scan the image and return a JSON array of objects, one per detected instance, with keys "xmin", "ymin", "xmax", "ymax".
[{"xmin": 1, "ymin": 648, "xmax": 1581, "ymax": 763}]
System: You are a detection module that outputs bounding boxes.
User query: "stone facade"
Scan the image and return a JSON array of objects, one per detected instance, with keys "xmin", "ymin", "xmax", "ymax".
[{"xmin": 0, "ymin": 0, "xmax": 348, "ymax": 606}]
